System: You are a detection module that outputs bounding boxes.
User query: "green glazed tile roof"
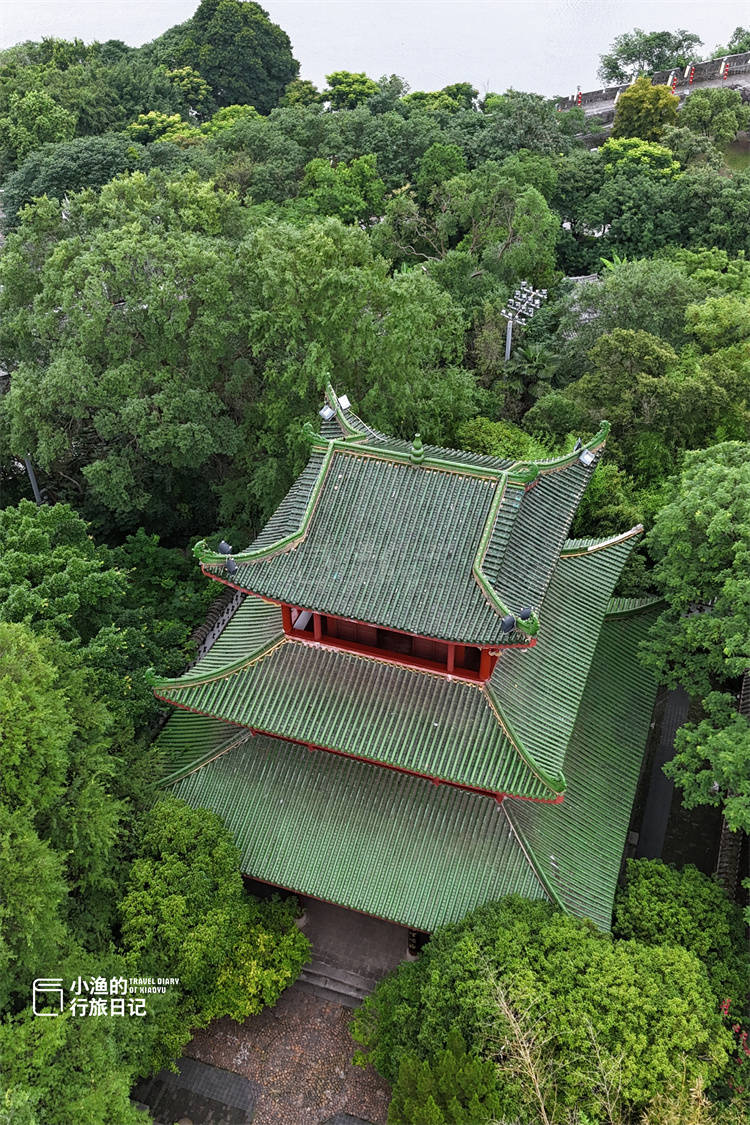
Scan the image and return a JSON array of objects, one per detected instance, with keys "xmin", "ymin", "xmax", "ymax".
[
  {"xmin": 164, "ymin": 731, "xmax": 548, "ymax": 932},
  {"xmin": 489, "ymin": 460, "xmax": 599, "ymax": 612},
  {"xmin": 156, "ymin": 711, "xmax": 248, "ymax": 784},
  {"xmin": 198, "ymin": 394, "xmax": 609, "ymax": 645},
  {"xmin": 489, "ymin": 528, "xmax": 643, "ymax": 782},
  {"xmin": 506, "ymin": 602, "xmax": 660, "ymax": 930},
  {"xmin": 215, "ymin": 451, "xmax": 513, "ymax": 644},
  {"xmin": 152, "ymin": 595, "xmax": 556, "ymax": 799}
]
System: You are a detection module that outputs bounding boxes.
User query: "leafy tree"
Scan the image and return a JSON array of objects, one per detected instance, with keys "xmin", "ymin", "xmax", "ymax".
[
  {"xmin": 119, "ymin": 797, "xmax": 310, "ymax": 1025},
  {"xmin": 388, "ymin": 1029, "xmax": 503, "ymax": 1124},
  {"xmin": 366, "ymin": 73, "xmax": 410, "ymax": 114},
  {"xmin": 324, "ymin": 70, "xmax": 379, "ymax": 110},
  {"xmin": 0, "ymin": 208, "xmax": 243, "ymax": 532},
  {"xmin": 0, "ymin": 134, "xmax": 181, "ymax": 231},
  {"xmin": 0, "ymin": 500, "xmax": 211, "ymax": 830},
  {"xmin": 598, "ymin": 28, "xmax": 702, "ymax": 84},
  {"xmin": 156, "ymin": 0, "xmax": 299, "ymax": 112},
  {"xmin": 353, "ymin": 897, "xmax": 731, "ymax": 1120},
  {"xmin": 685, "ymin": 294, "xmax": 750, "ymax": 352},
  {"xmin": 0, "ymin": 622, "xmax": 72, "ymax": 821},
  {"xmin": 165, "ymin": 65, "xmax": 213, "ymax": 118},
  {"xmin": 679, "ymin": 87, "xmax": 750, "ymax": 145},
  {"xmin": 570, "ymin": 461, "xmax": 643, "ymax": 540},
  {"xmin": 0, "ymin": 806, "xmax": 68, "ymax": 1012},
  {"xmin": 457, "ymin": 416, "xmax": 553, "ymax": 461},
  {"xmin": 556, "ymin": 259, "xmax": 702, "ymax": 369},
  {"xmin": 126, "ymin": 109, "xmax": 187, "ymax": 142},
  {"xmin": 612, "ymin": 76, "xmax": 679, "ymax": 141},
  {"xmin": 374, "ymin": 161, "xmax": 558, "ymax": 288},
  {"xmin": 280, "ymin": 77, "xmax": 323, "ymax": 107},
  {"xmin": 600, "ymin": 136, "xmax": 681, "ymax": 178},
  {"xmin": 712, "ymin": 26, "xmax": 750, "ymax": 57},
  {"xmin": 498, "ymin": 149, "xmax": 558, "ymax": 201},
  {"xmin": 0, "ymin": 89, "xmax": 76, "ymax": 166},
  {"xmin": 562, "ymin": 328, "xmax": 728, "ymax": 478},
  {"xmin": 478, "ymin": 89, "xmax": 568, "ymax": 157},
  {"xmin": 642, "ymin": 442, "xmax": 750, "ymax": 697},
  {"xmin": 661, "ymin": 125, "xmax": 725, "ymax": 172},
  {"xmin": 300, "ymin": 153, "xmax": 385, "ymax": 223},
  {"xmin": 613, "ymin": 859, "xmax": 750, "ymax": 1013},
  {"xmin": 0, "ymin": 502, "xmax": 124, "ymax": 644},
  {"xmin": 667, "ymin": 693, "xmax": 750, "ymax": 835},
  {"xmin": 415, "ymin": 142, "xmax": 467, "ymax": 204}
]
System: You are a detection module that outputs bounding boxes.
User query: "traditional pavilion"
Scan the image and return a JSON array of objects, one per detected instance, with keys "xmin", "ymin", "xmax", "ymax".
[{"xmin": 150, "ymin": 387, "xmax": 659, "ymax": 932}]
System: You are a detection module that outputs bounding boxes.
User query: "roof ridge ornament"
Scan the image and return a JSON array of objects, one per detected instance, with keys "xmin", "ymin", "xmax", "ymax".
[{"xmin": 410, "ymin": 432, "xmax": 425, "ymax": 464}]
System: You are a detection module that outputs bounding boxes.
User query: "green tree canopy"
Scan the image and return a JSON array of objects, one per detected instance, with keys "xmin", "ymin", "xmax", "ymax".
[
  {"xmin": 119, "ymin": 797, "xmax": 310, "ymax": 1025},
  {"xmin": 667, "ymin": 692, "xmax": 750, "ymax": 835},
  {"xmin": 0, "ymin": 89, "xmax": 76, "ymax": 167},
  {"xmin": 613, "ymin": 858, "xmax": 750, "ymax": 1013},
  {"xmin": 643, "ymin": 442, "xmax": 750, "ymax": 697},
  {"xmin": 151, "ymin": 0, "xmax": 298, "ymax": 112},
  {"xmin": 387, "ymin": 1029, "xmax": 503, "ymax": 1125},
  {"xmin": 600, "ymin": 136, "xmax": 681, "ymax": 179},
  {"xmin": 598, "ymin": 28, "xmax": 702, "ymax": 84},
  {"xmin": 353, "ymin": 897, "xmax": 731, "ymax": 1121},
  {"xmin": 0, "ymin": 805, "xmax": 68, "ymax": 1012},
  {"xmin": 612, "ymin": 76, "xmax": 679, "ymax": 142},
  {"xmin": 679, "ymin": 86, "xmax": 750, "ymax": 144},
  {"xmin": 324, "ymin": 70, "xmax": 379, "ymax": 110},
  {"xmin": 300, "ymin": 153, "xmax": 385, "ymax": 223}
]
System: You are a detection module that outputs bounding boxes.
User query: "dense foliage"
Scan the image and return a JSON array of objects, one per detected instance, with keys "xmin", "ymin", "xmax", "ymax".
[
  {"xmin": 119, "ymin": 797, "xmax": 310, "ymax": 1026},
  {"xmin": 2, "ymin": 5, "xmax": 750, "ymax": 1120},
  {"xmin": 613, "ymin": 859, "xmax": 750, "ymax": 1014},
  {"xmin": 352, "ymin": 897, "xmax": 732, "ymax": 1124}
]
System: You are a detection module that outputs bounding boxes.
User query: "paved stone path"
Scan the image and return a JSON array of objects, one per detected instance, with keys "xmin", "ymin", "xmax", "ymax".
[{"xmin": 184, "ymin": 983, "xmax": 389, "ymax": 1125}]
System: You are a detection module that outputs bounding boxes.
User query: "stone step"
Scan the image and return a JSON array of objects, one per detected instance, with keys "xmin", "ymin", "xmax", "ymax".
[
  {"xmin": 294, "ymin": 977, "xmax": 363, "ymax": 1009},
  {"xmin": 297, "ymin": 959, "xmax": 378, "ymax": 1007},
  {"xmin": 304, "ymin": 959, "xmax": 379, "ymax": 991}
]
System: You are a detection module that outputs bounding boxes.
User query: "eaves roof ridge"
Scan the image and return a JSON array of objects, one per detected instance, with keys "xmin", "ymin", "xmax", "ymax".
[
  {"xmin": 146, "ymin": 635, "xmax": 286, "ymax": 690},
  {"xmin": 484, "ymin": 679, "xmax": 566, "ymax": 797},
  {"xmin": 605, "ymin": 594, "xmax": 666, "ymax": 618},
  {"xmin": 502, "ymin": 802, "xmax": 567, "ymax": 911},
  {"xmin": 159, "ymin": 724, "xmax": 250, "ymax": 786},
  {"xmin": 195, "ymin": 443, "xmax": 335, "ymax": 567},
  {"xmin": 512, "ymin": 420, "xmax": 611, "ymax": 477},
  {"xmin": 153, "ymin": 638, "xmax": 557, "ymax": 801},
  {"xmin": 560, "ymin": 524, "xmax": 644, "ymax": 558}
]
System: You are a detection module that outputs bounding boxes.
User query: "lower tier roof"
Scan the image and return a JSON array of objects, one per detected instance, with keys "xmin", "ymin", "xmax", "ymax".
[
  {"xmin": 507, "ymin": 600, "xmax": 661, "ymax": 929},
  {"xmin": 157, "ymin": 600, "xmax": 659, "ymax": 933},
  {"xmin": 164, "ymin": 727, "xmax": 547, "ymax": 932}
]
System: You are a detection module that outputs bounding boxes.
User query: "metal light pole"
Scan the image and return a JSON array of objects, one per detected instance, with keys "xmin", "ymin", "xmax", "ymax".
[{"xmin": 501, "ymin": 282, "xmax": 548, "ymax": 363}]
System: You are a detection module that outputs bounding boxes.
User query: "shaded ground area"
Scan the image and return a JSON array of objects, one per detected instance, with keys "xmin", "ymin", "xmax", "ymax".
[
  {"xmin": 134, "ymin": 1057, "xmax": 258, "ymax": 1123},
  {"xmin": 300, "ymin": 896, "xmax": 409, "ymax": 977},
  {"xmin": 634, "ymin": 687, "xmax": 721, "ymax": 874},
  {"xmin": 185, "ymin": 984, "xmax": 389, "ymax": 1125}
]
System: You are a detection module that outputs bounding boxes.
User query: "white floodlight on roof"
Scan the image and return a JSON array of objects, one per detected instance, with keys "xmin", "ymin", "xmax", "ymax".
[
  {"xmin": 338, "ymin": 394, "xmax": 351, "ymax": 411},
  {"xmin": 319, "ymin": 404, "xmax": 335, "ymax": 421},
  {"xmin": 578, "ymin": 449, "xmax": 596, "ymax": 468}
]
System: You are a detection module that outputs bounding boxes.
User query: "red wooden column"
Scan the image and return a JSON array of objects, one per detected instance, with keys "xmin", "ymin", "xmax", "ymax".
[
  {"xmin": 281, "ymin": 604, "xmax": 292, "ymax": 633},
  {"xmin": 479, "ymin": 649, "xmax": 491, "ymax": 680},
  {"xmin": 446, "ymin": 644, "xmax": 455, "ymax": 674},
  {"xmin": 313, "ymin": 613, "xmax": 322, "ymax": 641}
]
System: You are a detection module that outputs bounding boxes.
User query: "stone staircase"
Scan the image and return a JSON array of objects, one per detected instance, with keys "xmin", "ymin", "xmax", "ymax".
[{"xmin": 296, "ymin": 958, "xmax": 379, "ymax": 1008}]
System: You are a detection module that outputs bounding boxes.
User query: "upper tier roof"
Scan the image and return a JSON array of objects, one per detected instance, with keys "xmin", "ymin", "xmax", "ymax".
[{"xmin": 196, "ymin": 387, "xmax": 610, "ymax": 647}]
